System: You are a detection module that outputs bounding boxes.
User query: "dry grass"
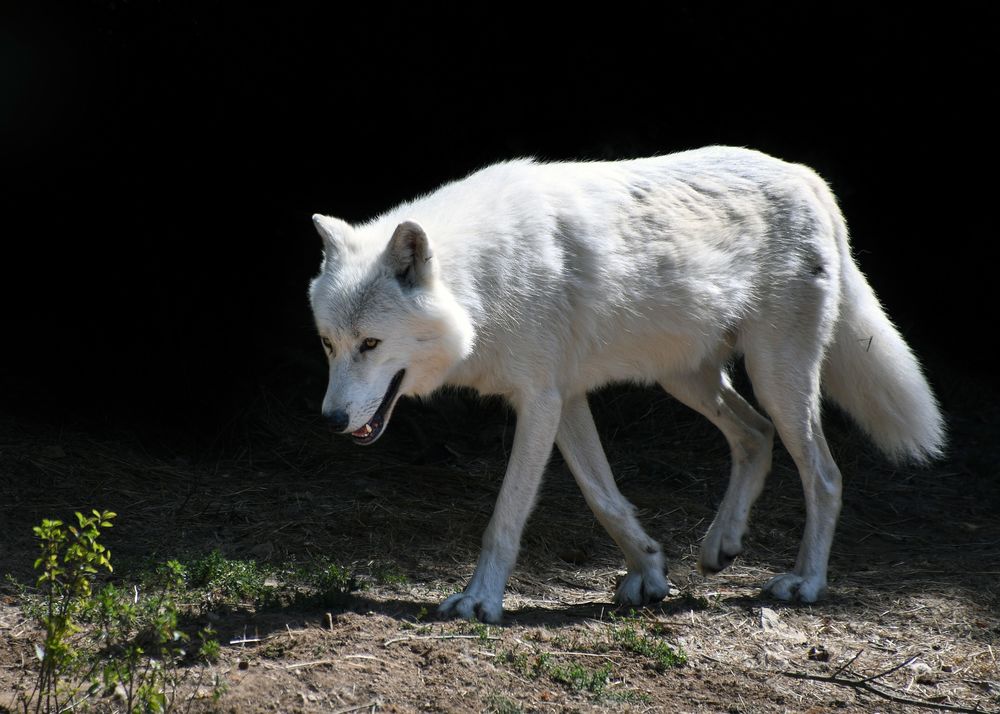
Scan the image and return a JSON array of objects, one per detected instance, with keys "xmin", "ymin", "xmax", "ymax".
[{"xmin": 1, "ymin": 366, "xmax": 998, "ymax": 712}]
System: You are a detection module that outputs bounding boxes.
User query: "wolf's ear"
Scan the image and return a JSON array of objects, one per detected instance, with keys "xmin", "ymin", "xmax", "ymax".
[
  {"xmin": 312, "ymin": 214, "xmax": 352, "ymax": 260},
  {"xmin": 384, "ymin": 221, "xmax": 433, "ymax": 289}
]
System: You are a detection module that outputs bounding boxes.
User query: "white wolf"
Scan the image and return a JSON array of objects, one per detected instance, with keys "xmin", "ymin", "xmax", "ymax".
[{"xmin": 309, "ymin": 146, "xmax": 944, "ymax": 623}]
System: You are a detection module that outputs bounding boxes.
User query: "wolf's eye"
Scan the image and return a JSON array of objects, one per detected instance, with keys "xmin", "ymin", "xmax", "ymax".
[
  {"xmin": 359, "ymin": 337, "xmax": 380, "ymax": 353},
  {"xmin": 321, "ymin": 337, "xmax": 334, "ymax": 355}
]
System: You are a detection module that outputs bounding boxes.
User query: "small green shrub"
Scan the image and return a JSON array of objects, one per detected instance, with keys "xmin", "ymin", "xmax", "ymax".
[
  {"xmin": 369, "ymin": 561, "xmax": 409, "ymax": 586},
  {"xmin": 93, "ymin": 562, "xmax": 222, "ymax": 712},
  {"xmin": 175, "ymin": 553, "xmax": 357, "ymax": 611},
  {"xmin": 25, "ymin": 510, "xmax": 116, "ymax": 713},
  {"xmin": 16, "ymin": 511, "xmax": 224, "ymax": 714},
  {"xmin": 306, "ymin": 562, "xmax": 356, "ymax": 608},
  {"xmin": 184, "ymin": 550, "xmax": 267, "ymax": 602}
]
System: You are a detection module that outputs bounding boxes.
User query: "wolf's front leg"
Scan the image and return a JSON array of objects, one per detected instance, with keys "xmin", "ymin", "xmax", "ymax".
[{"xmin": 438, "ymin": 389, "xmax": 562, "ymax": 623}]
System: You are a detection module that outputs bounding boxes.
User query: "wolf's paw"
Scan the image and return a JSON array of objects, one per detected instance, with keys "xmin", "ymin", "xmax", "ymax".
[
  {"xmin": 763, "ymin": 573, "xmax": 827, "ymax": 603},
  {"xmin": 698, "ymin": 522, "xmax": 744, "ymax": 574},
  {"xmin": 437, "ymin": 589, "xmax": 503, "ymax": 624},
  {"xmin": 614, "ymin": 569, "xmax": 671, "ymax": 607}
]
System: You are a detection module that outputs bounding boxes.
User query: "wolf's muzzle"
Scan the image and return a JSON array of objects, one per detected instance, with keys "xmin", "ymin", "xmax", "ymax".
[{"xmin": 324, "ymin": 409, "xmax": 349, "ymax": 432}]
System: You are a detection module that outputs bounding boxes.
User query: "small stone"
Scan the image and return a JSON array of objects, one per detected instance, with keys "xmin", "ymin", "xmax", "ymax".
[{"xmin": 808, "ymin": 645, "xmax": 830, "ymax": 662}]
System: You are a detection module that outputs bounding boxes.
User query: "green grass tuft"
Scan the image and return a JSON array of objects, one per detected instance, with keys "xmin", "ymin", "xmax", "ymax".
[
  {"xmin": 499, "ymin": 650, "xmax": 612, "ymax": 695},
  {"xmin": 483, "ymin": 692, "xmax": 524, "ymax": 714},
  {"xmin": 610, "ymin": 614, "xmax": 687, "ymax": 671}
]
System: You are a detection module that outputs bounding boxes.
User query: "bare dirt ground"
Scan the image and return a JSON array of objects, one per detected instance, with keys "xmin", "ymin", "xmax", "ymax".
[{"xmin": 2, "ymin": 360, "xmax": 998, "ymax": 712}]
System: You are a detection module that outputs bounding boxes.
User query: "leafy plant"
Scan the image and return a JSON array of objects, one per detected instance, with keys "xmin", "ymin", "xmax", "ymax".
[
  {"xmin": 184, "ymin": 550, "xmax": 267, "ymax": 602},
  {"xmin": 93, "ymin": 560, "xmax": 223, "ymax": 712},
  {"xmin": 305, "ymin": 562, "xmax": 356, "ymax": 608},
  {"xmin": 17, "ymin": 512, "xmax": 225, "ymax": 714},
  {"xmin": 369, "ymin": 560, "xmax": 409, "ymax": 586},
  {"xmin": 24, "ymin": 510, "xmax": 116, "ymax": 714},
  {"xmin": 178, "ymin": 552, "xmax": 357, "ymax": 611}
]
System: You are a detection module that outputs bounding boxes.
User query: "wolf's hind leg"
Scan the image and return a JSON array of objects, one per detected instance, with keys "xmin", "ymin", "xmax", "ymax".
[
  {"xmin": 659, "ymin": 365, "xmax": 774, "ymax": 574},
  {"xmin": 743, "ymin": 345, "xmax": 842, "ymax": 603},
  {"xmin": 556, "ymin": 395, "xmax": 671, "ymax": 606}
]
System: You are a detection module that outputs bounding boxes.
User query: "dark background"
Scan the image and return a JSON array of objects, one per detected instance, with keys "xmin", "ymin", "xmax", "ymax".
[{"xmin": 1, "ymin": 4, "xmax": 993, "ymax": 448}]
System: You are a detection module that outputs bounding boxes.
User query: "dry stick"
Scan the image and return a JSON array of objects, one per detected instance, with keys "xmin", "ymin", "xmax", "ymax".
[
  {"xmin": 285, "ymin": 659, "xmax": 338, "ymax": 670},
  {"xmin": 331, "ymin": 701, "xmax": 378, "ymax": 714},
  {"xmin": 830, "ymin": 648, "xmax": 864, "ymax": 678},
  {"xmin": 780, "ymin": 671, "xmax": 996, "ymax": 714},
  {"xmin": 383, "ymin": 634, "xmax": 500, "ymax": 646},
  {"xmin": 285, "ymin": 655, "xmax": 383, "ymax": 670},
  {"xmin": 856, "ymin": 653, "xmax": 920, "ymax": 684}
]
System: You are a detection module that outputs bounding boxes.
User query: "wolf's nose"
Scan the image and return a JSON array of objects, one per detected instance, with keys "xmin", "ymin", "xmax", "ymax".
[{"xmin": 324, "ymin": 409, "xmax": 349, "ymax": 432}]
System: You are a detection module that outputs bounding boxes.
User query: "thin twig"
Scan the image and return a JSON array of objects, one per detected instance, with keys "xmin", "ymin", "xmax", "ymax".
[
  {"xmin": 781, "ymin": 670, "xmax": 996, "ymax": 713},
  {"xmin": 830, "ymin": 648, "xmax": 864, "ymax": 678},
  {"xmin": 285, "ymin": 659, "xmax": 338, "ymax": 670},
  {"xmin": 331, "ymin": 701, "xmax": 378, "ymax": 714},
  {"xmin": 383, "ymin": 634, "xmax": 500, "ymax": 646},
  {"xmin": 550, "ymin": 651, "xmax": 615, "ymax": 659},
  {"xmin": 857, "ymin": 653, "xmax": 919, "ymax": 684}
]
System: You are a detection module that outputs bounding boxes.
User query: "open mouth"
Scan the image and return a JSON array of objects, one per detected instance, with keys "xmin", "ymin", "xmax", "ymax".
[{"xmin": 350, "ymin": 369, "xmax": 406, "ymax": 445}]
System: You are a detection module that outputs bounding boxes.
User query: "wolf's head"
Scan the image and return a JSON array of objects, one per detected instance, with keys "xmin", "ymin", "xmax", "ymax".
[{"xmin": 308, "ymin": 215, "xmax": 474, "ymax": 445}]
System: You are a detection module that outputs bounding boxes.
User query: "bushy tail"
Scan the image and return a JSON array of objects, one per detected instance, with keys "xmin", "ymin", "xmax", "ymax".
[{"xmin": 823, "ymin": 253, "xmax": 946, "ymax": 463}]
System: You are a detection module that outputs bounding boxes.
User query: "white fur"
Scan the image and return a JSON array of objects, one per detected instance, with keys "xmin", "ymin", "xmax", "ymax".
[{"xmin": 309, "ymin": 146, "xmax": 945, "ymax": 622}]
